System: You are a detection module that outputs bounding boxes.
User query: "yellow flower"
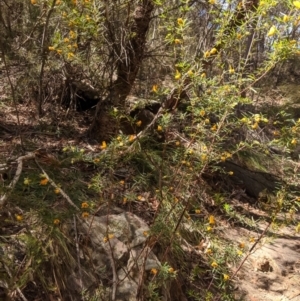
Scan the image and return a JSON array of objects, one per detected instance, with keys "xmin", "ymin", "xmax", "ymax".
[
  {"xmin": 228, "ymin": 171, "xmax": 234, "ymax": 176},
  {"xmin": 175, "ymin": 141, "xmax": 180, "ymax": 146},
  {"xmin": 175, "ymin": 70, "xmax": 181, "ymax": 80},
  {"xmin": 201, "ymin": 154, "xmax": 207, "ymax": 161},
  {"xmin": 136, "ymin": 120, "xmax": 142, "ymax": 127},
  {"xmin": 152, "ymin": 85, "xmax": 158, "ymax": 93},
  {"xmin": 249, "ymin": 237, "xmax": 255, "ymax": 243},
  {"xmin": 151, "ymin": 268, "xmax": 158, "ymax": 275},
  {"xmin": 81, "ymin": 202, "xmax": 89, "ymax": 208},
  {"xmin": 188, "ymin": 70, "xmax": 194, "ymax": 76},
  {"xmin": 204, "ymin": 51, "xmax": 210, "ymax": 58},
  {"xmin": 69, "ymin": 30, "xmax": 76, "ymax": 39},
  {"xmin": 206, "ymin": 226, "xmax": 212, "ymax": 231},
  {"xmin": 209, "ymin": 215, "xmax": 215, "ymax": 225},
  {"xmin": 82, "ymin": 212, "xmax": 89, "ymax": 218},
  {"xmin": 48, "ymin": 46, "xmax": 55, "ymax": 51},
  {"xmin": 209, "ymin": 48, "xmax": 218, "ymax": 55},
  {"xmin": 293, "ymin": 1, "xmax": 300, "ymax": 9},
  {"xmin": 55, "ymin": 0, "xmax": 61, "ymax": 4},
  {"xmin": 267, "ymin": 25, "xmax": 276, "ymax": 37},
  {"xmin": 239, "ymin": 242, "xmax": 245, "ymax": 249},
  {"xmin": 168, "ymin": 267, "xmax": 175, "ymax": 273},
  {"xmin": 201, "ymin": 73, "xmax": 206, "ymax": 78},
  {"xmin": 40, "ymin": 178, "xmax": 49, "ymax": 185},
  {"xmin": 64, "ymin": 38, "xmax": 70, "ymax": 43},
  {"xmin": 223, "ymin": 274, "xmax": 230, "ymax": 281},
  {"xmin": 174, "ymin": 39, "xmax": 182, "ymax": 44},
  {"xmin": 67, "ymin": 52, "xmax": 74, "ymax": 59},
  {"xmin": 200, "ymin": 110, "xmax": 205, "ymax": 117},
  {"xmin": 53, "ymin": 219, "xmax": 60, "ymax": 225},
  {"xmin": 73, "ymin": 43, "xmax": 78, "ymax": 48},
  {"xmin": 283, "ymin": 15, "xmax": 290, "ymax": 22},
  {"xmin": 157, "ymin": 125, "xmax": 163, "ymax": 131},
  {"xmin": 229, "ymin": 66, "xmax": 235, "ymax": 74},
  {"xmin": 120, "ymin": 180, "xmax": 125, "ymax": 185},
  {"xmin": 31, "ymin": 0, "xmax": 37, "ymax": 4},
  {"xmin": 291, "ymin": 138, "xmax": 297, "ymax": 145},
  {"xmin": 94, "ymin": 158, "xmax": 100, "ymax": 163},
  {"xmin": 195, "ymin": 209, "xmax": 201, "ymax": 214},
  {"xmin": 251, "ymin": 122, "xmax": 258, "ymax": 129},
  {"xmin": 205, "ymin": 248, "xmax": 212, "ymax": 255},
  {"xmin": 56, "ymin": 49, "xmax": 62, "ymax": 54},
  {"xmin": 129, "ymin": 135, "xmax": 136, "ymax": 141},
  {"xmin": 137, "ymin": 195, "xmax": 145, "ymax": 201},
  {"xmin": 211, "ymin": 124, "xmax": 217, "ymax": 131},
  {"xmin": 177, "ymin": 18, "xmax": 184, "ymax": 26},
  {"xmin": 208, "ymin": 0, "xmax": 216, "ymax": 4},
  {"xmin": 143, "ymin": 231, "xmax": 149, "ymax": 237},
  {"xmin": 100, "ymin": 141, "xmax": 107, "ymax": 150},
  {"xmin": 237, "ymin": 33, "xmax": 242, "ymax": 39},
  {"xmin": 205, "ymin": 118, "xmax": 210, "ymax": 124},
  {"xmin": 211, "ymin": 261, "xmax": 218, "ymax": 268},
  {"xmin": 237, "ymin": 250, "xmax": 243, "ymax": 256},
  {"xmin": 54, "ymin": 188, "xmax": 60, "ymax": 194},
  {"xmin": 24, "ymin": 178, "xmax": 31, "ymax": 185},
  {"xmin": 15, "ymin": 214, "xmax": 23, "ymax": 221}
]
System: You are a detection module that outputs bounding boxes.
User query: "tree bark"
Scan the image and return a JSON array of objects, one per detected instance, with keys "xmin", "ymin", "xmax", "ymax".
[{"xmin": 88, "ymin": 0, "xmax": 154, "ymax": 141}]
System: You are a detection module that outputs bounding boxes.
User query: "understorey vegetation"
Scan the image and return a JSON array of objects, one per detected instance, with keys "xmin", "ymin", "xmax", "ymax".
[{"xmin": 0, "ymin": 0, "xmax": 300, "ymax": 300}]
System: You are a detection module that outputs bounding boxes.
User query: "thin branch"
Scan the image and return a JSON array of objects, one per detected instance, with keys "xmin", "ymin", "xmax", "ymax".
[
  {"xmin": 34, "ymin": 158, "xmax": 79, "ymax": 210},
  {"xmin": 0, "ymin": 153, "xmax": 35, "ymax": 207}
]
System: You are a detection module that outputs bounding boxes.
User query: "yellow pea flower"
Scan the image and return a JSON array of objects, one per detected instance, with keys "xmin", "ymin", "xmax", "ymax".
[
  {"xmin": 53, "ymin": 219, "xmax": 60, "ymax": 225},
  {"xmin": 100, "ymin": 141, "xmax": 107, "ymax": 150},
  {"xmin": 152, "ymin": 85, "xmax": 158, "ymax": 93},
  {"xmin": 211, "ymin": 261, "xmax": 218, "ymax": 268},
  {"xmin": 209, "ymin": 215, "xmax": 215, "ymax": 225},
  {"xmin": 229, "ymin": 66, "xmax": 235, "ymax": 74},
  {"xmin": 283, "ymin": 15, "xmax": 290, "ymax": 22},
  {"xmin": 208, "ymin": 0, "xmax": 216, "ymax": 4},
  {"xmin": 40, "ymin": 178, "xmax": 49, "ymax": 185},
  {"xmin": 48, "ymin": 46, "xmax": 55, "ymax": 51},
  {"xmin": 177, "ymin": 18, "xmax": 184, "ymax": 26},
  {"xmin": 82, "ymin": 212, "xmax": 89, "ymax": 218},
  {"xmin": 174, "ymin": 39, "xmax": 182, "ymax": 44},
  {"xmin": 81, "ymin": 202, "xmax": 89, "ymax": 208},
  {"xmin": 151, "ymin": 268, "xmax": 158, "ymax": 275},
  {"xmin": 175, "ymin": 70, "xmax": 181, "ymax": 80},
  {"xmin": 15, "ymin": 214, "xmax": 23, "ymax": 221},
  {"xmin": 291, "ymin": 138, "xmax": 297, "ymax": 145},
  {"xmin": 267, "ymin": 25, "xmax": 276, "ymax": 37},
  {"xmin": 157, "ymin": 125, "xmax": 163, "ymax": 131},
  {"xmin": 293, "ymin": 1, "xmax": 300, "ymax": 9},
  {"xmin": 223, "ymin": 274, "xmax": 230, "ymax": 281},
  {"xmin": 136, "ymin": 120, "xmax": 142, "ymax": 127},
  {"xmin": 209, "ymin": 48, "xmax": 218, "ymax": 55}
]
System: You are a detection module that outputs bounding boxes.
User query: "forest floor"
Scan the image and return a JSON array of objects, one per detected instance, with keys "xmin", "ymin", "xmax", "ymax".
[{"xmin": 0, "ymin": 77, "xmax": 300, "ymax": 301}]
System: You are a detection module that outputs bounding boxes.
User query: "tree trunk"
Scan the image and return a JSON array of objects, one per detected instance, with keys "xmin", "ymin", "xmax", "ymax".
[{"xmin": 88, "ymin": 1, "xmax": 154, "ymax": 141}]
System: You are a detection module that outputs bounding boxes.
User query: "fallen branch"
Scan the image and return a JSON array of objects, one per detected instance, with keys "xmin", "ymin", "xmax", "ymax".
[
  {"xmin": 34, "ymin": 158, "xmax": 79, "ymax": 210},
  {"xmin": 0, "ymin": 153, "xmax": 35, "ymax": 207}
]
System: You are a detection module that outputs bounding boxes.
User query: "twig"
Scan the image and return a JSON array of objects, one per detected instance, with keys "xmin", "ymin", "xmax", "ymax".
[
  {"xmin": 73, "ymin": 214, "xmax": 84, "ymax": 293},
  {"xmin": 213, "ymin": 220, "xmax": 273, "ymax": 301},
  {"xmin": 0, "ymin": 153, "xmax": 35, "ymax": 207},
  {"xmin": 34, "ymin": 158, "xmax": 79, "ymax": 210}
]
